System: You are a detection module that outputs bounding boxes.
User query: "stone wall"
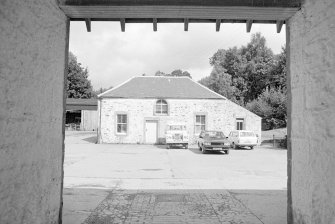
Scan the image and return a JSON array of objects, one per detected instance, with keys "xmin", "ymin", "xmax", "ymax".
[
  {"xmin": 288, "ymin": 0, "xmax": 335, "ymax": 223},
  {"xmin": 99, "ymin": 98, "xmax": 261, "ymax": 144},
  {"xmin": 0, "ymin": 1, "xmax": 68, "ymax": 223}
]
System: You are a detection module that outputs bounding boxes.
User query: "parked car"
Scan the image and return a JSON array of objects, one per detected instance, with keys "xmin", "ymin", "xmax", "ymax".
[
  {"xmin": 165, "ymin": 122, "xmax": 189, "ymax": 149},
  {"xmin": 228, "ymin": 130, "xmax": 258, "ymax": 149},
  {"xmin": 197, "ymin": 130, "xmax": 231, "ymax": 154}
]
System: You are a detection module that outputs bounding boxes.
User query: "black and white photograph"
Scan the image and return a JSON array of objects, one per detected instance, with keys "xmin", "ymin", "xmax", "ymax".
[{"xmin": 1, "ymin": 1, "xmax": 334, "ymax": 224}]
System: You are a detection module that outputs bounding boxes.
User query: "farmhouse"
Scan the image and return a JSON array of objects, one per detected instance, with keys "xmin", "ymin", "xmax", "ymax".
[{"xmin": 98, "ymin": 76, "xmax": 261, "ymax": 144}]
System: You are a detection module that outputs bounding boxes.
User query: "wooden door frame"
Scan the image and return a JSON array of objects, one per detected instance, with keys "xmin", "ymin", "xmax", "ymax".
[{"xmin": 143, "ymin": 119, "xmax": 159, "ymax": 144}]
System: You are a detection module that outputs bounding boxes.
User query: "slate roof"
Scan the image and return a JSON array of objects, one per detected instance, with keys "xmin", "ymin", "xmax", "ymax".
[
  {"xmin": 66, "ymin": 98, "xmax": 98, "ymax": 110},
  {"xmin": 98, "ymin": 76, "xmax": 226, "ymax": 100}
]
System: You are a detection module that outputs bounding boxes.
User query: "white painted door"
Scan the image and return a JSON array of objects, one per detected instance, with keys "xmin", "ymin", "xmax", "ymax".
[{"xmin": 145, "ymin": 121, "xmax": 157, "ymax": 144}]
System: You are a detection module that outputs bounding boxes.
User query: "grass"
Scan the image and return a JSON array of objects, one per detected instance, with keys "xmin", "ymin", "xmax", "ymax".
[{"xmin": 261, "ymin": 128, "xmax": 287, "ymax": 141}]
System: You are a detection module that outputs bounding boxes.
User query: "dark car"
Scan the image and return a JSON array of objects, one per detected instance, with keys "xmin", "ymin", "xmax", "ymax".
[{"xmin": 197, "ymin": 130, "xmax": 231, "ymax": 154}]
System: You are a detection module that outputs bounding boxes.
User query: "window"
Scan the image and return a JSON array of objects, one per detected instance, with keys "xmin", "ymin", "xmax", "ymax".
[
  {"xmin": 116, "ymin": 114, "xmax": 127, "ymax": 134},
  {"xmin": 195, "ymin": 115, "xmax": 206, "ymax": 133},
  {"xmin": 155, "ymin": 99, "xmax": 168, "ymax": 115},
  {"xmin": 236, "ymin": 118, "xmax": 244, "ymax": 130},
  {"xmin": 240, "ymin": 131, "xmax": 255, "ymax": 137}
]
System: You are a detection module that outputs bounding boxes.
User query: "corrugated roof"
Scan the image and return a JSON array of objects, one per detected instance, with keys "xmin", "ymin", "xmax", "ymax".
[
  {"xmin": 98, "ymin": 76, "xmax": 226, "ymax": 99},
  {"xmin": 66, "ymin": 98, "xmax": 97, "ymax": 110}
]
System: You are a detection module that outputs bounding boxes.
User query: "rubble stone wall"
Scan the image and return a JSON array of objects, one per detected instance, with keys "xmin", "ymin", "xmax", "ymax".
[
  {"xmin": 288, "ymin": 0, "xmax": 335, "ymax": 223},
  {"xmin": 0, "ymin": 0, "xmax": 68, "ymax": 223},
  {"xmin": 99, "ymin": 98, "xmax": 261, "ymax": 144}
]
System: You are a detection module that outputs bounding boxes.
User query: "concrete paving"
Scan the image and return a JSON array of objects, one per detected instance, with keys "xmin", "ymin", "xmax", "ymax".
[{"xmin": 63, "ymin": 131, "xmax": 287, "ymax": 224}]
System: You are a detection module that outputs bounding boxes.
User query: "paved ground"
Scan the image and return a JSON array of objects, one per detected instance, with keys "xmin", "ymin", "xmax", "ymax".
[{"xmin": 63, "ymin": 131, "xmax": 287, "ymax": 224}]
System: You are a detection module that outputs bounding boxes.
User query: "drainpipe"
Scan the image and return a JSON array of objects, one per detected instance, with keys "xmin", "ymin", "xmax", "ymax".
[{"xmin": 98, "ymin": 98, "xmax": 102, "ymax": 143}]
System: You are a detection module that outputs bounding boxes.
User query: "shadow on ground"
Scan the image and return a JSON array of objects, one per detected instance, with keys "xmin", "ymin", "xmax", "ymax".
[
  {"xmin": 82, "ymin": 136, "xmax": 97, "ymax": 144},
  {"xmin": 63, "ymin": 188, "xmax": 286, "ymax": 224},
  {"xmin": 154, "ymin": 144, "xmax": 187, "ymax": 150},
  {"xmin": 188, "ymin": 147, "xmax": 228, "ymax": 155}
]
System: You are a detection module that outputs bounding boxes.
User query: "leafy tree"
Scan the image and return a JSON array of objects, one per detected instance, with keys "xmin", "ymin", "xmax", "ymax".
[
  {"xmin": 201, "ymin": 33, "xmax": 287, "ymax": 128},
  {"xmin": 199, "ymin": 66, "xmax": 243, "ymax": 104},
  {"xmin": 155, "ymin": 69, "xmax": 192, "ymax": 78},
  {"xmin": 269, "ymin": 47, "xmax": 287, "ymax": 89},
  {"xmin": 246, "ymin": 87, "xmax": 287, "ymax": 129},
  {"xmin": 67, "ymin": 52, "xmax": 93, "ymax": 98},
  {"xmin": 92, "ymin": 86, "xmax": 113, "ymax": 98},
  {"xmin": 207, "ymin": 33, "xmax": 275, "ymax": 103},
  {"xmin": 155, "ymin": 70, "xmax": 167, "ymax": 76}
]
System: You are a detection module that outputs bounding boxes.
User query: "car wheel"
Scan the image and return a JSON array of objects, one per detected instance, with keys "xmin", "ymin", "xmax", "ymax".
[
  {"xmin": 232, "ymin": 143, "xmax": 237, "ymax": 149},
  {"xmin": 250, "ymin": 146, "xmax": 254, "ymax": 150},
  {"xmin": 201, "ymin": 145, "xmax": 206, "ymax": 154},
  {"xmin": 224, "ymin": 150, "xmax": 229, "ymax": 154}
]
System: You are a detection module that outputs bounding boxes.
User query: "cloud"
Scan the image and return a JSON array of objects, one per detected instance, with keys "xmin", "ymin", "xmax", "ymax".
[{"xmin": 70, "ymin": 22, "xmax": 285, "ymax": 89}]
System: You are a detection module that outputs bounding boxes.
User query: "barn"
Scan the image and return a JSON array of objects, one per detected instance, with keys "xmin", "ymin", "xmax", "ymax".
[
  {"xmin": 66, "ymin": 98, "xmax": 98, "ymax": 131},
  {"xmin": 98, "ymin": 76, "xmax": 261, "ymax": 144}
]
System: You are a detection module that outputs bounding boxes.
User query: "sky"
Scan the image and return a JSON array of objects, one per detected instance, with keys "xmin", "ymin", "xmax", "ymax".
[{"xmin": 69, "ymin": 22, "xmax": 286, "ymax": 90}]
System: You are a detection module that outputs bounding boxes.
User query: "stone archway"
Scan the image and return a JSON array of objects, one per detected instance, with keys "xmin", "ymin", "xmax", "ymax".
[{"xmin": 1, "ymin": 0, "xmax": 334, "ymax": 223}]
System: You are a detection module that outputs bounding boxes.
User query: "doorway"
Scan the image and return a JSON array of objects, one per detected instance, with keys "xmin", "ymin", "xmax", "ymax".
[{"xmin": 145, "ymin": 120, "xmax": 158, "ymax": 144}]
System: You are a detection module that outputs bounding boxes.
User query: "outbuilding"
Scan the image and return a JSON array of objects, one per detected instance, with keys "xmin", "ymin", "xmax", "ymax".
[
  {"xmin": 98, "ymin": 76, "xmax": 261, "ymax": 144},
  {"xmin": 66, "ymin": 98, "xmax": 98, "ymax": 131}
]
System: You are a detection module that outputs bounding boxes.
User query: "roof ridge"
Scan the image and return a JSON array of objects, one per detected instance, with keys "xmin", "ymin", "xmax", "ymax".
[
  {"xmin": 99, "ymin": 75, "xmax": 225, "ymax": 100},
  {"xmin": 189, "ymin": 78, "xmax": 227, "ymax": 100},
  {"xmin": 98, "ymin": 77, "xmax": 135, "ymax": 98},
  {"xmin": 136, "ymin": 76, "xmax": 190, "ymax": 79}
]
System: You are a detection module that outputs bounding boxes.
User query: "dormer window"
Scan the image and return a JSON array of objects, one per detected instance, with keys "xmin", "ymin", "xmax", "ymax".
[{"xmin": 155, "ymin": 99, "xmax": 168, "ymax": 115}]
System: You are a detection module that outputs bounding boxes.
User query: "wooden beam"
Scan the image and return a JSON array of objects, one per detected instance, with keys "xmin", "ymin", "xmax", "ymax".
[
  {"xmin": 216, "ymin": 19, "xmax": 221, "ymax": 32},
  {"xmin": 153, "ymin": 18, "xmax": 157, "ymax": 31},
  {"xmin": 246, "ymin": 20, "xmax": 253, "ymax": 33},
  {"xmin": 60, "ymin": 5, "xmax": 300, "ymax": 21},
  {"xmin": 61, "ymin": 0, "xmax": 302, "ymax": 8},
  {"xmin": 120, "ymin": 18, "xmax": 125, "ymax": 32},
  {"xmin": 85, "ymin": 18, "xmax": 91, "ymax": 32},
  {"xmin": 276, "ymin": 20, "xmax": 284, "ymax": 33},
  {"xmin": 184, "ymin": 18, "xmax": 189, "ymax": 31}
]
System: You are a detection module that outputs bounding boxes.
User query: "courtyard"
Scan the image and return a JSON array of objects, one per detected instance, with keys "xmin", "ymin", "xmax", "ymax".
[{"xmin": 63, "ymin": 131, "xmax": 287, "ymax": 224}]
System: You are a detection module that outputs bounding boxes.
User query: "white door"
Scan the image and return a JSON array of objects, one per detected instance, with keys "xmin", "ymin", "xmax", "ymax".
[{"xmin": 145, "ymin": 121, "xmax": 158, "ymax": 144}]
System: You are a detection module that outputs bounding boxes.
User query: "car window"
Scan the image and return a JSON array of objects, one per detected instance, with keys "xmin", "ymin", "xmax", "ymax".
[
  {"xmin": 205, "ymin": 131, "xmax": 225, "ymax": 138},
  {"xmin": 240, "ymin": 132, "xmax": 255, "ymax": 137}
]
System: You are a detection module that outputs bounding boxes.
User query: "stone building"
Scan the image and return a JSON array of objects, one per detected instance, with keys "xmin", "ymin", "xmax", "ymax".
[{"xmin": 98, "ymin": 76, "xmax": 261, "ymax": 144}]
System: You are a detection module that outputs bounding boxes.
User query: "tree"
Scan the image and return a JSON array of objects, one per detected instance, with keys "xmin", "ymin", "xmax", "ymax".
[
  {"xmin": 155, "ymin": 70, "xmax": 167, "ymax": 76},
  {"xmin": 155, "ymin": 69, "xmax": 192, "ymax": 78},
  {"xmin": 92, "ymin": 86, "xmax": 113, "ymax": 98},
  {"xmin": 207, "ymin": 33, "xmax": 275, "ymax": 103},
  {"xmin": 199, "ymin": 66, "xmax": 242, "ymax": 104},
  {"xmin": 67, "ymin": 52, "xmax": 94, "ymax": 98},
  {"xmin": 246, "ymin": 87, "xmax": 287, "ymax": 129},
  {"xmin": 201, "ymin": 33, "xmax": 287, "ymax": 128},
  {"xmin": 269, "ymin": 47, "xmax": 287, "ymax": 89}
]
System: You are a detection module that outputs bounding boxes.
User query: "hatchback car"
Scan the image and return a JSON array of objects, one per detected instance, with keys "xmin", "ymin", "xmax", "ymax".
[
  {"xmin": 197, "ymin": 130, "xmax": 231, "ymax": 154},
  {"xmin": 228, "ymin": 130, "xmax": 258, "ymax": 149}
]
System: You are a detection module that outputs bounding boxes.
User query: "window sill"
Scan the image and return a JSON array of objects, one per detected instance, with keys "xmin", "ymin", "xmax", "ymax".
[
  {"xmin": 154, "ymin": 113, "xmax": 169, "ymax": 116},
  {"xmin": 115, "ymin": 133, "xmax": 127, "ymax": 136}
]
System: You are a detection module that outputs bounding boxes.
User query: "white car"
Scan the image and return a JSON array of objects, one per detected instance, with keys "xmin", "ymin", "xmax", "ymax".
[{"xmin": 228, "ymin": 130, "xmax": 258, "ymax": 149}]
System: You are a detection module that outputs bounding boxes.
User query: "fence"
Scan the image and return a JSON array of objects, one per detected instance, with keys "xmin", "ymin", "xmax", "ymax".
[{"xmin": 261, "ymin": 134, "xmax": 287, "ymax": 149}]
